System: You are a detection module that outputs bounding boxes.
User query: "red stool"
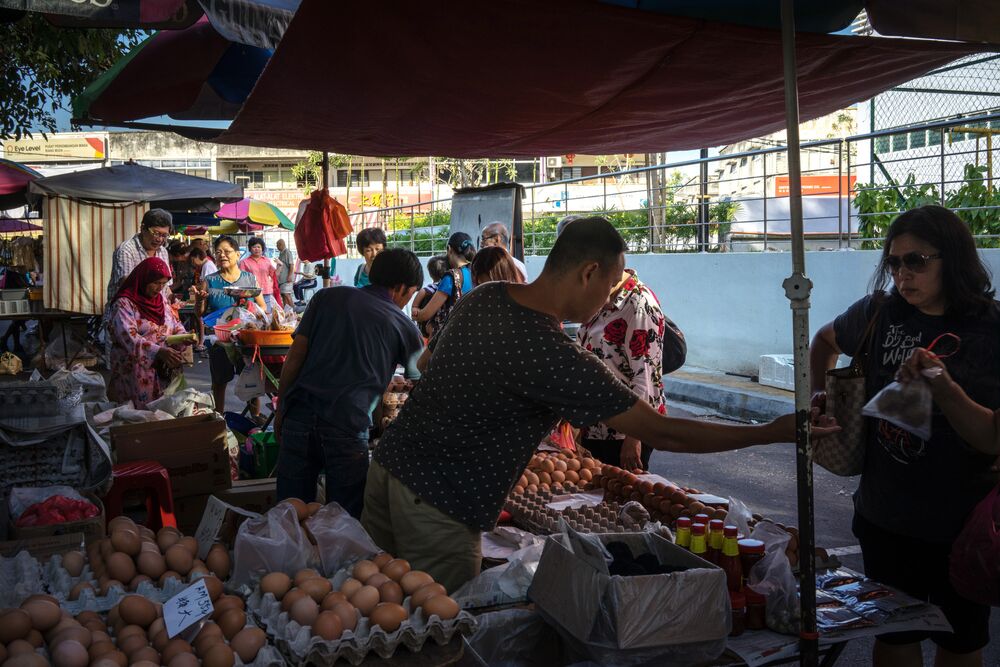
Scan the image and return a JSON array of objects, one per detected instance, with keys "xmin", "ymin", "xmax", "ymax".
[{"xmin": 104, "ymin": 461, "xmax": 178, "ymax": 531}]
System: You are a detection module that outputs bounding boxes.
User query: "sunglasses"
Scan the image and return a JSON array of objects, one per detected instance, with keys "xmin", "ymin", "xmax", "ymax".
[{"xmin": 886, "ymin": 252, "xmax": 941, "ymax": 273}]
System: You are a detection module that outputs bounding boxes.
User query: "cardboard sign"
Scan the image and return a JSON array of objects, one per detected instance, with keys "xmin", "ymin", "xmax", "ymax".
[
  {"xmin": 194, "ymin": 495, "xmax": 260, "ymax": 560},
  {"xmin": 164, "ymin": 578, "xmax": 214, "ymax": 638}
]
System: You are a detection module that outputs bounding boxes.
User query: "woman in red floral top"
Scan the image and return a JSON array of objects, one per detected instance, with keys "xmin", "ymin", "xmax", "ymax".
[{"xmin": 576, "ymin": 269, "xmax": 686, "ymax": 470}]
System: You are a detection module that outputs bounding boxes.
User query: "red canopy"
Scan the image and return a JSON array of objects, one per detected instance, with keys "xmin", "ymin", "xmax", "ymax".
[{"xmin": 213, "ymin": 0, "xmax": 987, "ymax": 158}]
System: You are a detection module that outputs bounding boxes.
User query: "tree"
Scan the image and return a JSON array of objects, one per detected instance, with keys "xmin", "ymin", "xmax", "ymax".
[{"xmin": 1, "ymin": 13, "xmax": 140, "ymax": 140}]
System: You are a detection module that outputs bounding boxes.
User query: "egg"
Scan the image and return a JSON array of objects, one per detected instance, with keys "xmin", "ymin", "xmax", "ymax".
[
  {"xmin": 321, "ymin": 591, "xmax": 348, "ymax": 610},
  {"xmin": 178, "ymin": 536, "xmax": 199, "ymax": 555},
  {"xmin": 161, "ymin": 639, "xmax": 193, "ymax": 665},
  {"xmin": 293, "ymin": 568, "xmax": 321, "ymax": 587},
  {"xmin": 1, "ymin": 654, "xmax": 49, "ymax": 667},
  {"xmin": 189, "ymin": 561, "xmax": 210, "ymax": 579},
  {"xmin": 20, "ymin": 598, "xmax": 60, "ymax": 631},
  {"xmin": 100, "ymin": 578, "xmax": 124, "ymax": 596},
  {"xmin": 62, "ymin": 551, "xmax": 85, "ymax": 577},
  {"xmin": 260, "ymin": 572, "xmax": 292, "ymax": 600},
  {"xmin": 7, "ymin": 640, "xmax": 34, "ymax": 655},
  {"xmin": 290, "ymin": 596, "xmax": 319, "ymax": 627},
  {"xmin": 116, "ymin": 634, "xmax": 148, "ymax": 658},
  {"xmin": 111, "ymin": 530, "xmax": 141, "ymax": 557},
  {"xmin": 210, "ymin": 595, "xmax": 245, "ymax": 620},
  {"xmin": 129, "ymin": 647, "xmax": 160, "ymax": 665},
  {"xmin": 131, "ymin": 662, "xmax": 159, "ymax": 667},
  {"xmin": 306, "ymin": 502, "xmax": 323, "ymax": 516},
  {"xmin": 329, "ymin": 601, "xmax": 358, "ymax": 632},
  {"xmin": 217, "ymin": 608, "xmax": 246, "ymax": 640},
  {"xmin": 192, "ymin": 623, "xmax": 224, "ymax": 656},
  {"xmin": 229, "ymin": 627, "xmax": 266, "ymax": 662},
  {"xmin": 94, "ymin": 650, "xmax": 128, "ymax": 667},
  {"xmin": 400, "ymin": 570, "xmax": 434, "ymax": 595},
  {"xmin": 280, "ymin": 588, "xmax": 308, "ymax": 612},
  {"xmin": 107, "ymin": 552, "xmax": 137, "ymax": 583},
  {"xmin": 108, "ymin": 516, "xmax": 137, "ymax": 533},
  {"xmin": 0, "ymin": 608, "xmax": 31, "ymax": 643},
  {"xmin": 51, "ymin": 639, "xmax": 89, "ymax": 667},
  {"xmin": 150, "ymin": 630, "xmax": 170, "ymax": 652},
  {"xmin": 136, "ymin": 551, "xmax": 166, "ymax": 579},
  {"xmin": 156, "ymin": 528, "xmax": 181, "ymax": 552},
  {"xmin": 24, "ymin": 629, "xmax": 43, "ymax": 648},
  {"xmin": 205, "ymin": 548, "xmax": 231, "ymax": 580},
  {"xmin": 339, "ymin": 577, "xmax": 363, "ymax": 598},
  {"xmin": 411, "ymin": 582, "xmax": 447, "ymax": 607},
  {"xmin": 372, "ymin": 552, "xmax": 393, "ymax": 568},
  {"xmin": 146, "ymin": 618, "xmax": 165, "ymax": 640},
  {"xmin": 378, "ymin": 580, "xmax": 404, "ymax": 605},
  {"xmin": 299, "ymin": 577, "xmax": 332, "ymax": 603},
  {"xmin": 352, "ymin": 560, "xmax": 379, "ymax": 582},
  {"xmin": 381, "ymin": 558, "xmax": 411, "ymax": 581},
  {"xmin": 285, "ymin": 498, "xmax": 309, "ymax": 521},
  {"xmin": 364, "ymin": 572, "xmax": 390, "ymax": 589},
  {"xmin": 117, "ymin": 625, "xmax": 146, "ymax": 642},
  {"xmin": 164, "ymin": 545, "xmax": 193, "ymax": 575},
  {"xmin": 349, "ymin": 585, "xmax": 380, "ymax": 616},
  {"xmin": 369, "ymin": 603, "xmax": 408, "ymax": 633},
  {"xmin": 75, "ymin": 611, "xmax": 101, "ymax": 625},
  {"xmin": 49, "ymin": 627, "xmax": 91, "ymax": 650},
  {"xmin": 422, "ymin": 594, "xmax": 460, "ymax": 620},
  {"xmin": 89, "ymin": 642, "xmax": 117, "ymax": 662},
  {"xmin": 311, "ymin": 611, "xmax": 344, "ymax": 640},
  {"xmin": 119, "ymin": 595, "xmax": 157, "ymax": 628},
  {"xmin": 198, "ymin": 575, "xmax": 224, "ymax": 601},
  {"xmin": 139, "ymin": 541, "xmax": 160, "ymax": 555},
  {"xmin": 158, "ymin": 570, "xmax": 182, "ymax": 586},
  {"xmin": 167, "ymin": 653, "xmax": 199, "ymax": 667},
  {"xmin": 202, "ymin": 642, "xmax": 235, "ymax": 667}
]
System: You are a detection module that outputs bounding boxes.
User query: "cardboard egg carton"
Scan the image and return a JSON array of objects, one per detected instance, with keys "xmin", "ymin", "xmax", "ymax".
[
  {"xmin": 0, "ymin": 550, "xmax": 45, "ymax": 607},
  {"xmin": 505, "ymin": 488, "xmax": 647, "ymax": 535},
  {"xmin": 247, "ymin": 566, "xmax": 477, "ymax": 665}
]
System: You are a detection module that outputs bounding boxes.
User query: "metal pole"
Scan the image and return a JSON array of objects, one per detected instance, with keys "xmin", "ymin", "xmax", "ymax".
[
  {"xmin": 837, "ymin": 142, "xmax": 843, "ymax": 249},
  {"xmin": 699, "ymin": 148, "xmax": 709, "ymax": 251},
  {"xmin": 846, "ymin": 143, "xmax": 852, "ymax": 248},
  {"xmin": 779, "ymin": 1, "xmax": 817, "ymax": 665},
  {"xmin": 940, "ymin": 130, "xmax": 947, "ymax": 204},
  {"xmin": 763, "ymin": 153, "xmax": 768, "ymax": 251}
]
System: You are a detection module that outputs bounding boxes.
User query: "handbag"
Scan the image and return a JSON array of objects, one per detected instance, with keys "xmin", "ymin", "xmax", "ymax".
[
  {"xmin": 428, "ymin": 268, "xmax": 464, "ymax": 335},
  {"xmin": 813, "ymin": 301, "xmax": 883, "ymax": 476},
  {"xmin": 0, "ymin": 351, "xmax": 22, "ymax": 375},
  {"xmin": 949, "ymin": 484, "xmax": 1000, "ymax": 606}
]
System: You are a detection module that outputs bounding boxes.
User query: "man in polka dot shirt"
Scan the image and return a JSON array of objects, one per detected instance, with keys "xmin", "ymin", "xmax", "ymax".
[{"xmin": 363, "ymin": 217, "xmax": 838, "ymax": 592}]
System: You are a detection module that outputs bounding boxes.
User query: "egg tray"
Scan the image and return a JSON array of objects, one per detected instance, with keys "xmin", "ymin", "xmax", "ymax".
[
  {"xmin": 0, "ymin": 550, "xmax": 46, "ymax": 608},
  {"xmin": 504, "ymin": 489, "xmax": 648, "ymax": 535},
  {"xmin": 247, "ymin": 569, "xmax": 477, "ymax": 666}
]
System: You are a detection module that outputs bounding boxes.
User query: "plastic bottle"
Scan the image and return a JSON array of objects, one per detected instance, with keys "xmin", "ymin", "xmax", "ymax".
[
  {"xmin": 675, "ymin": 516, "xmax": 692, "ymax": 550},
  {"xmin": 718, "ymin": 525, "xmax": 744, "ymax": 591},
  {"xmin": 745, "ymin": 588, "xmax": 767, "ymax": 630},
  {"xmin": 707, "ymin": 519, "xmax": 725, "ymax": 565},
  {"xmin": 738, "ymin": 538, "xmax": 766, "ymax": 588},
  {"xmin": 729, "ymin": 591, "xmax": 747, "ymax": 637},
  {"xmin": 690, "ymin": 522, "xmax": 708, "ymax": 559}
]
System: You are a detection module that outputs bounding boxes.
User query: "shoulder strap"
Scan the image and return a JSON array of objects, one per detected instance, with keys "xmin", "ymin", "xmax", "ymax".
[{"xmin": 851, "ymin": 296, "xmax": 886, "ymax": 371}]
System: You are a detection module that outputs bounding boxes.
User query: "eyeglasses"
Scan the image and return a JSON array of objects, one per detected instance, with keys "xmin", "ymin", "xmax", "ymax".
[
  {"xmin": 480, "ymin": 234, "xmax": 501, "ymax": 244},
  {"xmin": 145, "ymin": 229, "xmax": 170, "ymax": 240},
  {"xmin": 886, "ymin": 252, "xmax": 941, "ymax": 273}
]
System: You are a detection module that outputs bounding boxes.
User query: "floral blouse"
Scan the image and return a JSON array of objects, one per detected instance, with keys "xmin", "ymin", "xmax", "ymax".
[
  {"xmin": 576, "ymin": 270, "xmax": 685, "ymax": 441},
  {"xmin": 107, "ymin": 298, "xmax": 186, "ymax": 409}
]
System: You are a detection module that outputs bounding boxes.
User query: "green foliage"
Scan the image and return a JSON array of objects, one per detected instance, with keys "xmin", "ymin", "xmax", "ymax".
[
  {"xmin": 289, "ymin": 151, "xmax": 324, "ymax": 195},
  {"xmin": 1, "ymin": 14, "xmax": 140, "ymax": 139},
  {"xmin": 854, "ymin": 163, "xmax": 1000, "ymax": 248}
]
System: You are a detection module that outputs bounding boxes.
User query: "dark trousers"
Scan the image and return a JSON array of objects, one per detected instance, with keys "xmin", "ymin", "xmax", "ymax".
[
  {"xmin": 293, "ymin": 278, "xmax": 317, "ymax": 301},
  {"xmin": 582, "ymin": 438, "xmax": 653, "ymax": 470},
  {"xmin": 276, "ymin": 402, "xmax": 369, "ymax": 518}
]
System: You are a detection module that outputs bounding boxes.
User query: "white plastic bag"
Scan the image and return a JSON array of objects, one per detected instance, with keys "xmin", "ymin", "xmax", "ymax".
[
  {"xmin": 747, "ymin": 521, "xmax": 800, "ymax": 635},
  {"xmin": 49, "ymin": 365, "xmax": 107, "ymax": 402},
  {"xmin": 306, "ymin": 503, "xmax": 379, "ymax": 576},
  {"xmin": 9, "ymin": 485, "xmax": 88, "ymax": 520},
  {"xmin": 235, "ymin": 362, "xmax": 266, "ymax": 402},
  {"xmin": 861, "ymin": 367, "xmax": 940, "ymax": 442},
  {"xmin": 726, "ymin": 495, "xmax": 754, "ymax": 538},
  {"xmin": 147, "ymin": 374, "xmax": 215, "ymax": 417},
  {"xmin": 231, "ymin": 502, "xmax": 310, "ymax": 588}
]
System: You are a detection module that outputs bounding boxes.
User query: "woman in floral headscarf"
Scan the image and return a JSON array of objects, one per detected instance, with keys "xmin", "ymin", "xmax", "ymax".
[{"xmin": 106, "ymin": 257, "xmax": 191, "ymax": 408}]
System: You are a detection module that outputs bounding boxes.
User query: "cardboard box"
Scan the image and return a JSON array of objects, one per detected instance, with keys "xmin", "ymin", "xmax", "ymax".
[
  {"xmin": 217, "ymin": 478, "xmax": 277, "ymax": 515},
  {"xmin": 528, "ymin": 531, "xmax": 730, "ymax": 661},
  {"xmin": 10, "ymin": 494, "xmax": 105, "ymax": 545},
  {"xmin": 0, "ymin": 532, "xmax": 86, "ymax": 559},
  {"xmin": 193, "ymin": 495, "xmax": 260, "ymax": 559},
  {"xmin": 174, "ymin": 494, "xmax": 211, "ymax": 536},
  {"xmin": 111, "ymin": 414, "xmax": 231, "ymax": 499}
]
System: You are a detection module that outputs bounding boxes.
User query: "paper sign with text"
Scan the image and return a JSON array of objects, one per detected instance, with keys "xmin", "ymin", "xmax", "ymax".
[
  {"xmin": 194, "ymin": 495, "xmax": 260, "ymax": 559},
  {"xmin": 164, "ymin": 578, "xmax": 214, "ymax": 638}
]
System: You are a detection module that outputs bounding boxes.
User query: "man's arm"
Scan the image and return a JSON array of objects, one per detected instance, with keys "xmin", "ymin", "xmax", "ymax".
[{"xmin": 274, "ymin": 334, "xmax": 309, "ymax": 441}]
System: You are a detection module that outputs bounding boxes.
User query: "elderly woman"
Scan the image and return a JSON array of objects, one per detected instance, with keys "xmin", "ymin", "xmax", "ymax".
[
  {"xmin": 239, "ymin": 236, "xmax": 279, "ymax": 312},
  {"xmin": 470, "ymin": 246, "xmax": 526, "ymax": 286},
  {"xmin": 106, "ymin": 258, "xmax": 190, "ymax": 408}
]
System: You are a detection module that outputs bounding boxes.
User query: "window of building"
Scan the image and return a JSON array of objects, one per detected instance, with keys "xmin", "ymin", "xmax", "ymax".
[
  {"xmin": 740, "ymin": 157, "xmax": 748, "ymax": 167},
  {"xmin": 928, "ymin": 130, "xmax": 942, "ymax": 146},
  {"xmin": 891, "ymin": 133, "xmax": 908, "ymax": 151},
  {"xmin": 398, "ymin": 169, "xmax": 413, "ymax": 184},
  {"xmin": 560, "ymin": 167, "xmax": 582, "ymax": 180},
  {"xmin": 514, "ymin": 163, "xmax": 537, "ymax": 183},
  {"xmin": 909, "ymin": 131, "xmax": 926, "ymax": 149},
  {"xmin": 297, "ymin": 171, "xmax": 317, "ymax": 188}
]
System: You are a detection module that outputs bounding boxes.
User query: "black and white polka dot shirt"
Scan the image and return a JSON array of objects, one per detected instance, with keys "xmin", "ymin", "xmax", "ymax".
[{"xmin": 373, "ymin": 282, "xmax": 638, "ymax": 531}]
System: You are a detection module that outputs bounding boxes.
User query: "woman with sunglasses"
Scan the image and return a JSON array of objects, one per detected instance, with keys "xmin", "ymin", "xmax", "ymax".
[{"xmin": 810, "ymin": 205, "xmax": 998, "ymax": 667}]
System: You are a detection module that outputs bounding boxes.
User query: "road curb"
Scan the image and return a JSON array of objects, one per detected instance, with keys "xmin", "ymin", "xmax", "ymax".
[{"xmin": 664, "ymin": 376, "xmax": 794, "ymax": 422}]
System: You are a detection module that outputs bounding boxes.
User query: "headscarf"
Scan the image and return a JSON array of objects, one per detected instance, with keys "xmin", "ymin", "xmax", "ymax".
[{"xmin": 112, "ymin": 257, "xmax": 172, "ymax": 325}]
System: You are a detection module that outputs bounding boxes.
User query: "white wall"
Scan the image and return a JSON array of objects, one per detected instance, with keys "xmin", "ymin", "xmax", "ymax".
[{"xmin": 331, "ymin": 249, "xmax": 1000, "ymax": 375}]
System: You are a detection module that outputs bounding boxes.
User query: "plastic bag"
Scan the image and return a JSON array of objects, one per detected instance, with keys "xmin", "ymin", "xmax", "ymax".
[
  {"xmin": 949, "ymin": 485, "xmax": 1000, "ymax": 606},
  {"xmin": 235, "ymin": 362, "xmax": 266, "ymax": 402},
  {"xmin": 147, "ymin": 373, "xmax": 215, "ymax": 418},
  {"xmin": 49, "ymin": 364, "xmax": 107, "ymax": 402},
  {"xmin": 747, "ymin": 521, "xmax": 800, "ymax": 635},
  {"xmin": 726, "ymin": 495, "xmax": 754, "ymax": 539},
  {"xmin": 0, "ymin": 351, "xmax": 22, "ymax": 376},
  {"xmin": 306, "ymin": 503, "xmax": 379, "ymax": 576},
  {"xmin": 861, "ymin": 368, "xmax": 940, "ymax": 441},
  {"xmin": 452, "ymin": 540, "xmax": 546, "ymax": 610},
  {"xmin": 231, "ymin": 502, "xmax": 310, "ymax": 588},
  {"xmin": 465, "ymin": 608, "xmax": 561, "ymax": 666},
  {"xmin": 9, "ymin": 485, "xmax": 88, "ymax": 520}
]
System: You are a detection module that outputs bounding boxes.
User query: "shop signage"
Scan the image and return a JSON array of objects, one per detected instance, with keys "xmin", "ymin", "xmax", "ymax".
[
  {"xmin": 3, "ymin": 135, "xmax": 106, "ymax": 163},
  {"xmin": 775, "ymin": 175, "xmax": 856, "ymax": 197}
]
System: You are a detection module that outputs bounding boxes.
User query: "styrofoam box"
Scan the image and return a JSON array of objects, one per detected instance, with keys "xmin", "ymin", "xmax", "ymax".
[{"xmin": 758, "ymin": 354, "xmax": 795, "ymax": 391}]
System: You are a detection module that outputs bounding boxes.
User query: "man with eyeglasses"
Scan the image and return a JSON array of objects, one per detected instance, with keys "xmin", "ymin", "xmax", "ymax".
[
  {"xmin": 480, "ymin": 222, "xmax": 527, "ymax": 281},
  {"xmin": 107, "ymin": 208, "xmax": 174, "ymax": 303}
]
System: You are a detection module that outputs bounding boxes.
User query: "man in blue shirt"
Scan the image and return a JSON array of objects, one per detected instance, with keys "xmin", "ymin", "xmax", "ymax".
[{"xmin": 275, "ymin": 248, "xmax": 424, "ymax": 517}]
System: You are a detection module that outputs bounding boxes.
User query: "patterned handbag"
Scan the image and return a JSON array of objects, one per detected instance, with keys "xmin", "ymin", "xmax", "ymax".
[{"xmin": 814, "ymin": 304, "xmax": 882, "ymax": 476}]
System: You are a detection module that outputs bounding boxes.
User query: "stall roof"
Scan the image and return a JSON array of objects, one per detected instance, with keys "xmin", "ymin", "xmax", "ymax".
[
  {"xmin": 28, "ymin": 163, "xmax": 243, "ymax": 210},
  {"xmin": 209, "ymin": 0, "xmax": 989, "ymax": 158}
]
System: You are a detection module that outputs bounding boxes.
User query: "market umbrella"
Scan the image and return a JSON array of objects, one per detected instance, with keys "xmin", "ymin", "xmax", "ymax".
[
  {"xmin": 217, "ymin": 198, "xmax": 294, "ymax": 230},
  {"xmin": 0, "ymin": 219, "xmax": 42, "ymax": 233},
  {"xmin": 72, "ymin": 16, "xmax": 271, "ymax": 123},
  {"xmin": 0, "ymin": 159, "xmax": 41, "ymax": 210}
]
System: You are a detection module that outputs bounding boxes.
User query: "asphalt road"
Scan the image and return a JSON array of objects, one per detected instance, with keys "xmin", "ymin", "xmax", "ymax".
[{"xmin": 658, "ymin": 402, "xmax": 999, "ymax": 666}]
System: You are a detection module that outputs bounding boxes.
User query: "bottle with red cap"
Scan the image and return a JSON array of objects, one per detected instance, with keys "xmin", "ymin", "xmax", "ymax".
[
  {"xmin": 718, "ymin": 525, "xmax": 744, "ymax": 592},
  {"xmin": 707, "ymin": 519, "xmax": 725, "ymax": 565},
  {"xmin": 690, "ymin": 522, "xmax": 708, "ymax": 559},
  {"xmin": 675, "ymin": 517, "xmax": 692, "ymax": 550}
]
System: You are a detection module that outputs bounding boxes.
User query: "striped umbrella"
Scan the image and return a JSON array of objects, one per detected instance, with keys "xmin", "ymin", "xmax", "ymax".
[
  {"xmin": 0, "ymin": 159, "xmax": 42, "ymax": 209},
  {"xmin": 217, "ymin": 198, "xmax": 294, "ymax": 230}
]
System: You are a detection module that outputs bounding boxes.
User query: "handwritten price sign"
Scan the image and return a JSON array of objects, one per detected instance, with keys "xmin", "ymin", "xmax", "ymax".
[{"xmin": 164, "ymin": 578, "xmax": 215, "ymax": 638}]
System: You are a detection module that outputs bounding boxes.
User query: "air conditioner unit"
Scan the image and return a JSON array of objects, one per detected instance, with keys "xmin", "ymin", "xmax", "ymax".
[{"xmin": 546, "ymin": 157, "xmax": 562, "ymax": 168}]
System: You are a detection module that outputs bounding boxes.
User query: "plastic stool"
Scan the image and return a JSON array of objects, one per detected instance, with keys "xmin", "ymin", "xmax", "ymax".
[{"xmin": 104, "ymin": 460, "xmax": 178, "ymax": 531}]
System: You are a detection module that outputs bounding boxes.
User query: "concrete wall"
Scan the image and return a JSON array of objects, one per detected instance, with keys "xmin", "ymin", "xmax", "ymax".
[{"xmin": 328, "ymin": 249, "xmax": 1000, "ymax": 375}]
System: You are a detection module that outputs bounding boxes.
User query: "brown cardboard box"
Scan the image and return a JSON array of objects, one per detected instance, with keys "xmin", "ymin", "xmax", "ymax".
[
  {"xmin": 174, "ymin": 494, "xmax": 211, "ymax": 535},
  {"xmin": 111, "ymin": 414, "xmax": 231, "ymax": 499},
  {"xmin": 217, "ymin": 478, "xmax": 277, "ymax": 515},
  {"xmin": 0, "ymin": 532, "xmax": 86, "ymax": 559},
  {"xmin": 10, "ymin": 493, "xmax": 105, "ymax": 545}
]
